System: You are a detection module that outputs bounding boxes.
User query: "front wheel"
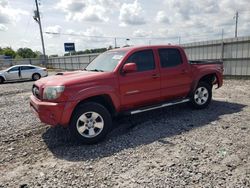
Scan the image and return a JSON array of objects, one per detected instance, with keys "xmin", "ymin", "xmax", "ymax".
[
  {"xmin": 190, "ymin": 82, "xmax": 212, "ymax": 109},
  {"xmin": 69, "ymin": 102, "xmax": 112, "ymax": 144},
  {"xmin": 0, "ymin": 77, "xmax": 4, "ymax": 84}
]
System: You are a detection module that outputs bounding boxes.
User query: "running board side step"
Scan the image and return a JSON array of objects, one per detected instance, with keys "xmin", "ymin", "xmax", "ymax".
[{"xmin": 130, "ymin": 99, "xmax": 190, "ymax": 115}]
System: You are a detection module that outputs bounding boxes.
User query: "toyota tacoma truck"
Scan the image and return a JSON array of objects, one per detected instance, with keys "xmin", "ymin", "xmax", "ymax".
[{"xmin": 30, "ymin": 45, "xmax": 223, "ymax": 144}]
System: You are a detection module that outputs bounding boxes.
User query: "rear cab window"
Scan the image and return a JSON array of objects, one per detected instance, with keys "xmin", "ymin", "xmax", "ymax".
[
  {"xmin": 158, "ymin": 48, "xmax": 183, "ymax": 68},
  {"xmin": 125, "ymin": 50, "xmax": 155, "ymax": 72}
]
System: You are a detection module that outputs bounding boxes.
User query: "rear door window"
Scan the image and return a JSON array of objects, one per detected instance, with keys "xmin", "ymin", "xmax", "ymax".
[
  {"xmin": 21, "ymin": 66, "xmax": 35, "ymax": 70},
  {"xmin": 158, "ymin": 49, "xmax": 183, "ymax": 68}
]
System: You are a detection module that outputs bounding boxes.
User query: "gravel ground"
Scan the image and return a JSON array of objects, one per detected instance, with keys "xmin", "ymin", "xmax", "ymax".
[{"xmin": 0, "ymin": 79, "xmax": 249, "ymax": 188}]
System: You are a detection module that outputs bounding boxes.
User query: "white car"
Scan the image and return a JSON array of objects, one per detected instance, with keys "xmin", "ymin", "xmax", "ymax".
[{"xmin": 0, "ymin": 65, "xmax": 48, "ymax": 84}]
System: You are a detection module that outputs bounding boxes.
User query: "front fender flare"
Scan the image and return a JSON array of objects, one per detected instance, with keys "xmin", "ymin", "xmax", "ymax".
[
  {"xmin": 0, "ymin": 74, "xmax": 6, "ymax": 81},
  {"xmin": 60, "ymin": 85, "xmax": 120, "ymax": 127},
  {"xmin": 68, "ymin": 85, "xmax": 120, "ymax": 111}
]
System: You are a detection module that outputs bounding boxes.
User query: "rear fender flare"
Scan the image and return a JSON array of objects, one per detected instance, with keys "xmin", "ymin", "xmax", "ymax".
[{"xmin": 190, "ymin": 71, "xmax": 221, "ymax": 94}]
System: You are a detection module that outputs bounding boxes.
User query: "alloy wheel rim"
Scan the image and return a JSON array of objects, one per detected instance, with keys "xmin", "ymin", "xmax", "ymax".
[
  {"xmin": 76, "ymin": 111, "xmax": 104, "ymax": 138},
  {"xmin": 34, "ymin": 74, "xmax": 39, "ymax": 80},
  {"xmin": 194, "ymin": 87, "xmax": 209, "ymax": 105}
]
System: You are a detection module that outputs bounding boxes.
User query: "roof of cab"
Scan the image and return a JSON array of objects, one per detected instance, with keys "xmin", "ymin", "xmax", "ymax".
[{"xmin": 110, "ymin": 45, "xmax": 182, "ymax": 52}]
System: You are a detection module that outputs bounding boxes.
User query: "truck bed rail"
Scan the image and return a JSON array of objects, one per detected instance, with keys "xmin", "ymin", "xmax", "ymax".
[{"xmin": 189, "ymin": 60, "xmax": 223, "ymax": 64}]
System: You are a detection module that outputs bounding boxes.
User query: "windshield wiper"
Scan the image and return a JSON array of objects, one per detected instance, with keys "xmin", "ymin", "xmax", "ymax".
[
  {"xmin": 89, "ymin": 69, "xmax": 104, "ymax": 72},
  {"xmin": 82, "ymin": 68, "xmax": 104, "ymax": 72}
]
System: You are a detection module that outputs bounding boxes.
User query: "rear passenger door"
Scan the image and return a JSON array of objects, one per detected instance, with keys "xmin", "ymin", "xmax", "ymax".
[
  {"xmin": 21, "ymin": 66, "xmax": 35, "ymax": 79},
  {"xmin": 158, "ymin": 48, "xmax": 192, "ymax": 100},
  {"xmin": 119, "ymin": 49, "xmax": 161, "ymax": 109}
]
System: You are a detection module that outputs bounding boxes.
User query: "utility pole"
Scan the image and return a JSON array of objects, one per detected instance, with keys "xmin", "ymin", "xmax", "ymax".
[
  {"xmin": 221, "ymin": 28, "xmax": 224, "ymax": 40},
  {"xmin": 221, "ymin": 28, "xmax": 224, "ymax": 61},
  {"xmin": 125, "ymin": 38, "xmax": 130, "ymax": 46},
  {"xmin": 234, "ymin": 11, "xmax": 239, "ymax": 38},
  {"xmin": 33, "ymin": 0, "xmax": 46, "ymax": 65},
  {"xmin": 114, "ymin": 38, "xmax": 117, "ymax": 48}
]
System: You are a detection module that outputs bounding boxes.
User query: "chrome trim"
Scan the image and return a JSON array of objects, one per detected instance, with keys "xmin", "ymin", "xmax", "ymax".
[
  {"xmin": 126, "ymin": 90, "xmax": 139, "ymax": 95},
  {"xmin": 130, "ymin": 99, "xmax": 190, "ymax": 115}
]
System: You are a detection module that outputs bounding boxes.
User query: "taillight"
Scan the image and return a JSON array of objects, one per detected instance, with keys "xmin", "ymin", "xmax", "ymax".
[
  {"xmin": 220, "ymin": 65, "xmax": 224, "ymax": 72},
  {"xmin": 217, "ymin": 64, "xmax": 223, "ymax": 72}
]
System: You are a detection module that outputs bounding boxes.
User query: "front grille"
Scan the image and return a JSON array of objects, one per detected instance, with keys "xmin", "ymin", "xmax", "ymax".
[{"xmin": 32, "ymin": 85, "xmax": 41, "ymax": 99}]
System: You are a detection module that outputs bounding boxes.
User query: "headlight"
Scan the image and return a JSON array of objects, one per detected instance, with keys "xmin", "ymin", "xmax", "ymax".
[{"xmin": 43, "ymin": 86, "xmax": 65, "ymax": 100}]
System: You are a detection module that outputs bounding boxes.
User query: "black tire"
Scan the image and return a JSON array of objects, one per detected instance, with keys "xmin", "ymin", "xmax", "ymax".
[
  {"xmin": 69, "ymin": 102, "xmax": 112, "ymax": 144},
  {"xmin": 0, "ymin": 77, "xmax": 4, "ymax": 84},
  {"xmin": 32, "ymin": 73, "xmax": 41, "ymax": 81},
  {"xmin": 190, "ymin": 81, "xmax": 212, "ymax": 109}
]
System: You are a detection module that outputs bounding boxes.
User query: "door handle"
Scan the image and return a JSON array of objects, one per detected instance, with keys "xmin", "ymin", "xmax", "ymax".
[
  {"xmin": 181, "ymin": 69, "xmax": 188, "ymax": 74},
  {"xmin": 152, "ymin": 74, "xmax": 160, "ymax": 78}
]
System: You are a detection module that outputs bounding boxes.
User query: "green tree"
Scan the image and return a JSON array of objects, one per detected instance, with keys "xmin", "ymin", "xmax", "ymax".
[
  {"xmin": 49, "ymin": 54, "xmax": 58, "ymax": 58},
  {"xmin": 64, "ymin": 48, "xmax": 108, "ymax": 56},
  {"xmin": 35, "ymin": 51, "xmax": 42, "ymax": 57},
  {"xmin": 17, "ymin": 48, "xmax": 37, "ymax": 58},
  {"xmin": 2, "ymin": 47, "xmax": 16, "ymax": 58}
]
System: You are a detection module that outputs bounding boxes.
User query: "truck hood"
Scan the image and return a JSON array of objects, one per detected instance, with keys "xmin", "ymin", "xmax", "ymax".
[{"xmin": 35, "ymin": 70, "xmax": 114, "ymax": 88}]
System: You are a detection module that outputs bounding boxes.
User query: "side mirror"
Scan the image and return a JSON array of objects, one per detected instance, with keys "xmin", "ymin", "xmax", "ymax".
[{"xmin": 122, "ymin": 63, "xmax": 137, "ymax": 73}]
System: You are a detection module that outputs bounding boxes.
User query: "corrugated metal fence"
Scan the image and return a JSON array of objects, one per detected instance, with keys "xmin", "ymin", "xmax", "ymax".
[
  {"xmin": 182, "ymin": 36, "xmax": 250, "ymax": 76},
  {"xmin": 0, "ymin": 58, "xmax": 43, "ymax": 69},
  {"xmin": 0, "ymin": 54, "xmax": 99, "ymax": 70},
  {"xmin": 47, "ymin": 53, "xmax": 99, "ymax": 70},
  {"xmin": 1, "ymin": 36, "xmax": 250, "ymax": 76}
]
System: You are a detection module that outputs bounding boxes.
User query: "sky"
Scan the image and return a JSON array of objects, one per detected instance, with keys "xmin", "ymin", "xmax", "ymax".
[{"xmin": 0, "ymin": 0, "xmax": 250, "ymax": 55}]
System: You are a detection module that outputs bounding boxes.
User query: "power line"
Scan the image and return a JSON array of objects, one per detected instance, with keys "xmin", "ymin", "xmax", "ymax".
[
  {"xmin": 239, "ymin": 10, "xmax": 250, "ymax": 13},
  {"xmin": 44, "ymin": 31, "xmax": 179, "ymax": 40},
  {"xmin": 45, "ymin": 30, "xmax": 236, "ymax": 46}
]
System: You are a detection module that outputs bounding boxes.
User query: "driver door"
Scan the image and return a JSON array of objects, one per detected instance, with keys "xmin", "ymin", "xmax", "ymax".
[
  {"xmin": 118, "ymin": 49, "xmax": 161, "ymax": 110},
  {"xmin": 5, "ymin": 66, "xmax": 20, "ymax": 80}
]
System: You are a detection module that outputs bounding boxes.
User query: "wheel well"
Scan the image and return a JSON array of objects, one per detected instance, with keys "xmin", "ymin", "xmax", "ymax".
[
  {"xmin": 74, "ymin": 95, "xmax": 116, "ymax": 117},
  {"xmin": 0, "ymin": 76, "xmax": 5, "ymax": 81},
  {"xmin": 199, "ymin": 74, "xmax": 217, "ymax": 87},
  {"xmin": 33, "ymin": 73, "xmax": 40, "ymax": 76}
]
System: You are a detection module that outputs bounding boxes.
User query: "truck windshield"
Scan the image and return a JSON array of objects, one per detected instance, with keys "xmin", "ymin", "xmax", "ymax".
[{"xmin": 85, "ymin": 51, "xmax": 127, "ymax": 72}]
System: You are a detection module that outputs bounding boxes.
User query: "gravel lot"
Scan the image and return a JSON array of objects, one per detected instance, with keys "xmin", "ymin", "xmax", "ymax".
[{"xmin": 0, "ymin": 79, "xmax": 249, "ymax": 187}]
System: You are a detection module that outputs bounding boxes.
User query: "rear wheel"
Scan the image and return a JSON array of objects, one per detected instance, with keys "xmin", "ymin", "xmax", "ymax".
[
  {"xmin": 69, "ymin": 102, "xmax": 112, "ymax": 144},
  {"xmin": 32, "ymin": 73, "xmax": 41, "ymax": 81},
  {"xmin": 190, "ymin": 82, "xmax": 212, "ymax": 109}
]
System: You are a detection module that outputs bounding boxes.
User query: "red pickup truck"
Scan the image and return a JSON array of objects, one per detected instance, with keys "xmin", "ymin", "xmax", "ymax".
[{"xmin": 30, "ymin": 45, "xmax": 223, "ymax": 144}]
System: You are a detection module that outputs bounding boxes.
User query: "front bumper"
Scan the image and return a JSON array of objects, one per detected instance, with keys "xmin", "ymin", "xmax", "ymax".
[{"xmin": 30, "ymin": 95, "xmax": 67, "ymax": 127}]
